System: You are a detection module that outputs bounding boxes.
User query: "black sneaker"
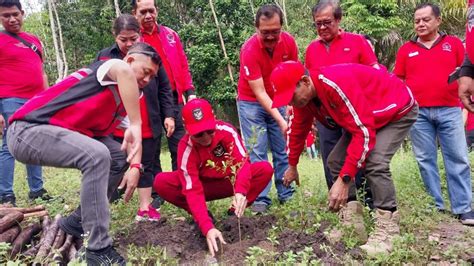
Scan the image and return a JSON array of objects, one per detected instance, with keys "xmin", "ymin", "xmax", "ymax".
[
  {"xmin": 85, "ymin": 245, "xmax": 126, "ymax": 266},
  {"xmin": 59, "ymin": 214, "xmax": 84, "ymax": 239},
  {"xmin": 0, "ymin": 194, "xmax": 16, "ymax": 206},
  {"xmin": 150, "ymin": 195, "xmax": 165, "ymax": 209},
  {"xmin": 28, "ymin": 188, "xmax": 52, "ymax": 201},
  {"xmin": 459, "ymin": 210, "xmax": 474, "ymax": 226}
]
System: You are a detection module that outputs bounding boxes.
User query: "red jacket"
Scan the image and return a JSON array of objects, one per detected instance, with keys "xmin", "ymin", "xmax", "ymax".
[
  {"xmin": 177, "ymin": 120, "xmax": 251, "ymax": 235},
  {"xmin": 10, "ymin": 61, "xmax": 126, "ymax": 137},
  {"xmin": 142, "ymin": 24, "xmax": 194, "ymax": 103},
  {"xmin": 288, "ymin": 64, "xmax": 415, "ymax": 178}
]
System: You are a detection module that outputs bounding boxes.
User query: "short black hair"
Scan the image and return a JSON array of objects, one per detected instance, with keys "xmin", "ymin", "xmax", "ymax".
[
  {"xmin": 312, "ymin": 0, "xmax": 342, "ymax": 20},
  {"xmin": 127, "ymin": 42, "xmax": 161, "ymax": 65},
  {"xmin": 255, "ymin": 4, "xmax": 283, "ymax": 28},
  {"xmin": 113, "ymin": 14, "xmax": 140, "ymax": 36},
  {"xmin": 415, "ymin": 2, "xmax": 441, "ymax": 17},
  {"xmin": 0, "ymin": 0, "xmax": 22, "ymax": 10}
]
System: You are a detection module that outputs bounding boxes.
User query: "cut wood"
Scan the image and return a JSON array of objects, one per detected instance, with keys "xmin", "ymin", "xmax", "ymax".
[
  {"xmin": 0, "ymin": 210, "xmax": 24, "ymax": 233},
  {"xmin": 53, "ymin": 234, "xmax": 73, "ymax": 263},
  {"xmin": 24, "ymin": 210, "xmax": 48, "ymax": 218},
  {"xmin": 35, "ymin": 214, "xmax": 61, "ymax": 262},
  {"xmin": 10, "ymin": 223, "xmax": 42, "ymax": 258},
  {"xmin": 0, "ymin": 205, "xmax": 45, "ymax": 214},
  {"xmin": 0, "ymin": 225, "xmax": 20, "ymax": 243}
]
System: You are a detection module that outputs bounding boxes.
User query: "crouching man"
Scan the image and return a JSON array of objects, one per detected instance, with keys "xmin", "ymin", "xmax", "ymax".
[
  {"xmin": 7, "ymin": 42, "xmax": 160, "ymax": 265},
  {"xmin": 272, "ymin": 61, "xmax": 418, "ymax": 256},
  {"xmin": 154, "ymin": 99, "xmax": 273, "ymax": 257}
]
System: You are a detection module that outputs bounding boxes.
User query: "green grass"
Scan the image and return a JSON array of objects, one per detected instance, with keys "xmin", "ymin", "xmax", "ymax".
[{"xmin": 5, "ymin": 148, "xmax": 474, "ymax": 264}]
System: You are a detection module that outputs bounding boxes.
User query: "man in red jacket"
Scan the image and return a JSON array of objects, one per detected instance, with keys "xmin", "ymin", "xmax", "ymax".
[
  {"xmin": 154, "ymin": 99, "xmax": 272, "ymax": 257},
  {"xmin": 272, "ymin": 61, "xmax": 418, "ymax": 256}
]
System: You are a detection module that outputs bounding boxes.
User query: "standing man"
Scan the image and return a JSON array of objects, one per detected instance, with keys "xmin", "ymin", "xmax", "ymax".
[
  {"xmin": 0, "ymin": 0, "xmax": 50, "ymax": 205},
  {"xmin": 394, "ymin": 3, "xmax": 474, "ymax": 225},
  {"xmin": 132, "ymin": 0, "xmax": 195, "ymax": 173},
  {"xmin": 305, "ymin": 0, "xmax": 380, "ymax": 196},
  {"xmin": 272, "ymin": 61, "xmax": 417, "ymax": 256},
  {"xmin": 237, "ymin": 4, "xmax": 296, "ymax": 213}
]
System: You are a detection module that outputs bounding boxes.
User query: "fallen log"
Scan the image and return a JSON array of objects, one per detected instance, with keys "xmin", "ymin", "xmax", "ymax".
[
  {"xmin": 0, "ymin": 205, "xmax": 45, "ymax": 214},
  {"xmin": 10, "ymin": 223, "xmax": 42, "ymax": 258},
  {"xmin": 35, "ymin": 214, "xmax": 61, "ymax": 262},
  {"xmin": 0, "ymin": 210, "xmax": 24, "ymax": 233},
  {"xmin": 53, "ymin": 234, "xmax": 74, "ymax": 263},
  {"xmin": 0, "ymin": 225, "xmax": 20, "ymax": 243},
  {"xmin": 24, "ymin": 210, "xmax": 48, "ymax": 219}
]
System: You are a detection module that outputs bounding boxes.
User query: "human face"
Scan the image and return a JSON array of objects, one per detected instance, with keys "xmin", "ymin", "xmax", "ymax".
[
  {"xmin": 0, "ymin": 5, "xmax": 24, "ymax": 34},
  {"xmin": 190, "ymin": 130, "xmax": 215, "ymax": 147},
  {"xmin": 257, "ymin": 14, "xmax": 282, "ymax": 50},
  {"xmin": 290, "ymin": 76, "xmax": 313, "ymax": 108},
  {"xmin": 115, "ymin": 30, "xmax": 140, "ymax": 55},
  {"xmin": 134, "ymin": 0, "xmax": 157, "ymax": 32},
  {"xmin": 414, "ymin": 6, "xmax": 441, "ymax": 40},
  {"xmin": 127, "ymin": 54, "xmax": 159, "ymax": 88},
  {"xmin": 313, "ymin": 6, "xmax": 340, "ymax": 43}
]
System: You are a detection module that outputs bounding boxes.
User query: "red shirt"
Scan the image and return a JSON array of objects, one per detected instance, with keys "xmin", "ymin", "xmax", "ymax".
[
  {"xmin": 306, "ymin": 132, "xmax": 315, "ymax": 148},
  {"xmin": 114, "ymin": 94, "xmax": 153, "ymax": 138},
  {"xmin": 305, "ymin": 32, "xmax": 377, "ymax": 69},
  {"xmin": 467, "ymin": 112, "xmax": 474, "ymax": 131},
  {"xmin": 177, "ymin": 121, "xmax": 251, "ymax": 235},
  {"xmin": 0, "ymin": 32, "xmax": 44, "ymax": 99},
  {"xmin": 394, "ymin": 34, "xmax": 464, "ymax": 107},
  {"xmin": 287, "ymin": 64, "xmax": 415, "ymax": 178},
  {"xmin": 142, "ymin": 24, "xmax": 194, "ymax": 103},
  {"xmin": 237, "ymin": 32, "xmax": 298, "ymax": 101}
]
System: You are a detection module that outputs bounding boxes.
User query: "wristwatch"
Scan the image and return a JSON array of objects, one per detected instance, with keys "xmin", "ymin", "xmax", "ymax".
[
  {"xmin": 340, "ymin": 174, "xmax": 351, "ymax": 184},
  {"xmin": 130, "ymin": 163, "xmax": 144, "ymax": 174}
]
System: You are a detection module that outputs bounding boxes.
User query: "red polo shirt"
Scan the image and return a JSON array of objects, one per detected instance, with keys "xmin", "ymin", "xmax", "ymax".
[
  {"xmin": 305, "ymin": 32, "xmax": 377, "ymax": 69},
  {"xmin": 394, "ymin": 34, "xmax": 464, "ymax": 107},
  {"xmin": 0, "ymin": 32, "xmax": 44, "ymax": 99},
  {"xmin": 237, "ymin": 32, "xmax": 298, "ymax": 101}
]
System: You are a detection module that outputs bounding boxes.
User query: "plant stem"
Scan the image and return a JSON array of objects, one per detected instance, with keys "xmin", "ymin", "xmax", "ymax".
[{"xmin": 238, "ymin": 217, "xmax": 242, "ymax": 247}]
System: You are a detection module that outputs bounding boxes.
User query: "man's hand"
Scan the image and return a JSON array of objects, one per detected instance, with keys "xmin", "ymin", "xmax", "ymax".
[
  {"xmin": 0, "ymin": 115, "xmax": 5, "ymax": 130},
  {"xmin": 328, "ymin": 177, "xmax": 350, "ymax": 212},
  {"xmin": 459, "ymin": 76, "xmax": 474, "ymax": 112},
  {"xmin": 277, "ymin": 118, "xmax": 288, "ymax": 135},
  {"xmin": 164, "ymin": 117, "xmax": 175, "ymax": 137},
  {"xmin": 121, "ymin": 124, "xmax": 142, "ymax": 162},
  {"xmin": 118, "ymin": 167, "xmax": 140, "ymax": 202},
  {"xmin": 206, "ymin": 228, "xmax": 226, "ymax": 257},
  {"xmin": 283, "ymin": 165, "xmax": 300, "ymax": 187},
  {"xmin": 232, "ymin": 193, "xmax": 247, "ymax": 218}
]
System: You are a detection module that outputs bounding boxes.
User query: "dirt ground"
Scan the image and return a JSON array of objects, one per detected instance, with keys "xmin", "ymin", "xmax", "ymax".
[
  {"xmin": 426, "ymin": 221, "xmax": 474, "ymax": 263},
  {"xmin": 116, "ymin": 215, "xmax": 351, "ymax": 265}
]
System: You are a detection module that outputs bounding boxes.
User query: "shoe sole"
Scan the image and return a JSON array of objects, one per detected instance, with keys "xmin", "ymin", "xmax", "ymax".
[{"xmin": 135, "ymin": 215, "xmax": 160, "ymax": 222}]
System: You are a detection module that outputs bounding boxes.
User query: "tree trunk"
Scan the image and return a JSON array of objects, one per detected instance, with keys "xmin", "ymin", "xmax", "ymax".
[
  {"xmin": 51, "ymin": 0, "xmax": 68, "ymax": 78},
  {"xmin": 47, "ymin": 0, "xmax": 63, "ymax": 81},
  {"xmin": 114, "ymin": 0, "xmax": 121, "ymax": 18},
  {"xmin": 208, "ymin": 0, "xmax": 235, "ymax": 85}
]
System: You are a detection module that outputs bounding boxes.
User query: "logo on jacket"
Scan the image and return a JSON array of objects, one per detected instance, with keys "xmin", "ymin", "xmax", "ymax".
[
  {"xmin": 167, "ymin": 33, "xmax": 176, "ymax": 45},
  {"xmin": 192, "ymin": 108, "xmax": 203, "ymax": 121},
  {"xmin": 343, "ymin": 48, "xmax": 350, "ymax": 52},
  {"xmin": 442, "ymin": 43, "xmax": 452, "ymax": 52},
  {"xmin": 213, "ymin": 143, "xmax": 226, "ymax": 157}
]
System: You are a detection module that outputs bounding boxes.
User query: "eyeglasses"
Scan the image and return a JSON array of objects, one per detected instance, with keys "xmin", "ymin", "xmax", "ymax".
[
  {"xmin": 313, "ymin": 20, "xmax": 334, "ymax": 28},
  {"xmin": 193, "ymin": 130, "xmax": 215, "ymax": 138},
  {"xmin": 259, "ymin": 29, "xmax": 281, "ymax": 37}
]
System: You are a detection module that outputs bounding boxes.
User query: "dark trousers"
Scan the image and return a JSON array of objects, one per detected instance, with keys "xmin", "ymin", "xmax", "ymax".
[
  {"xmin": 154, "ymin": 93, "xmax": 185, "ymax": 174},
  {"xmin": 466, "ymin": 130, "xmax": 474, "ymax": 151}
]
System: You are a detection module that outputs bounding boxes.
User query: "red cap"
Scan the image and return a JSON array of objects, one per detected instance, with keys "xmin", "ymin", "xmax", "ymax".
[
  {"xmin": 182, "ymin": 99, "xmax": 216, "ymax": 135},
  {"xmin": 271, "ymin": 61, "xmax": 305, "ymax": 108}
]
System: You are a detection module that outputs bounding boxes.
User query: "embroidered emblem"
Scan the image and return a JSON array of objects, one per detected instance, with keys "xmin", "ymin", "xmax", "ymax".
[
  {"xmin": 167, "ymin": 33, "xmax": 176, "ymax": 45},
  {"xmin": 442, "ymin": 42, "xmax": 452, "ymax": 52},
  {"xmin": 408, "ymin": 51, "xmax": 419, "ymax": 57},
  {"xmin": 192, "ymin": 108, "xmax": 203, "ymax": 121},
  {"xmin": 213, "ymin": 143, "xmax": 226, "ymax": 157},
  {"xmin": 343, "ymin": 48, "xmax": 350, "ymax": 52}
]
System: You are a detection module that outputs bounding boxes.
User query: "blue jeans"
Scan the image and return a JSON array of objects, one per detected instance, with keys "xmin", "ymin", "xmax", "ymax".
[
  {"xmin": 0, "ymin": 97, "xmax": 43, "ymax": 197},
  {"xmin": 238, "ymin": 100, "xmax": 294, "ymax": 205},
  {"xmin": 410, "ymin": 107, "xmax": 472, "ymax": 214}
]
